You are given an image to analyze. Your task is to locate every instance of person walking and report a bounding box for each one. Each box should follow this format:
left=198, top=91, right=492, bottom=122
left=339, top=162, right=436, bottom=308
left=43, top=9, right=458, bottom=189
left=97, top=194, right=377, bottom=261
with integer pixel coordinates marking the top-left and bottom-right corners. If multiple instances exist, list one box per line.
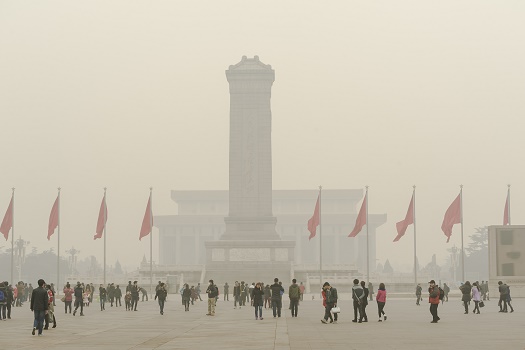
left=506, top=285, right=514, bottom=313
left=376, top=282, right=387, bottom=322
left=0, top=282, right=8, bottom=320
left=240, top=282, right=246, bottom=306
left=182, top=284, right=191, bottom=311
left=44, top=284, right=56, bottom=330
left=471, top=282, right=481, bottom=314
left=320, top=282, right=338, bottom=324
left=223, top=282, right=229, bottom=301
left=72, top=282, right=84, bottom=316
left=264, top=284, right=271, bottom=309
left=63, top=283, right=74, bottom=314
left=460, top=281, right=472, bottom=314
left=368, top=282, right=374, bottom=301
left=115, top=285, right=122, bottom=307
left=131, top=281, right=140, bottom=311
left=498, top=281, right=509, bottom=312
left=351, top=279, right=364, bottom=323
left=196, top=283, right=202, bottom=302
left=415, top=284, right=422, bottom=306
left=253, top=282, right=264, bottom=320
left=428, top=280, right=440, bottom=323
left=359, top=281, right=369, bottom=322
left=30, top=279, right=49, bottom=336
left=155, top=282, right=167, bottom=315
left=99, top=284, right=107, bottom=311
left=289, top=279, right=300, bottom=317
left=443, top=283, right=450, bottom=302
left=270, top=278, right=284, bottom=318
left=233, top=281, right=241, bottom=309
left=299, top=282, right=305, bottom=302
left=205, top=280, right=218, bottom=316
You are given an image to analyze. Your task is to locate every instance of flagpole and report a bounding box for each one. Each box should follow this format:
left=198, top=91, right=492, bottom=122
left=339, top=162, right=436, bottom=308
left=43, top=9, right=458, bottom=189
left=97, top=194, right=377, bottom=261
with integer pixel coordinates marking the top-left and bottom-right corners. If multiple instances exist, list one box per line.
left=149, top=187, right=153, bottom=298
left=318, top=185, right=322, bottom=288
left=365, top=185, right=369, bottom=285
left=507, top=184, right=511, bottom=225
left=11, top=188, right=15, bottom=285
left=460, top=185, right=464, bottom=282
left=57, top=187, right=61, bottom=292
left=103, top=187, right=107, bottom=286
left=413, top=185, right=417, bottom=286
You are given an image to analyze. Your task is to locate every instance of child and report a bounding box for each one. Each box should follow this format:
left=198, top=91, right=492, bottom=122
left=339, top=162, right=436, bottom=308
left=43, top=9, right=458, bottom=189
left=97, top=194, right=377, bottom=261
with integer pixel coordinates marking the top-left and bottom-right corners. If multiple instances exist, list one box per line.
left=83, top=292, right=89, bottom=307
left=125, top=291, right=132, bottom=311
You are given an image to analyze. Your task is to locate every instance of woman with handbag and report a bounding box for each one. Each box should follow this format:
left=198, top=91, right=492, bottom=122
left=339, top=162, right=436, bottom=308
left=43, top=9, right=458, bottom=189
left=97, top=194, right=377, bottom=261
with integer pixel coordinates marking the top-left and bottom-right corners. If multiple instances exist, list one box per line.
left=471, top=282, right=481, bottom=314
left=460, top=281, right=472, bottom=314
left=63, top=283, right=74, bottom=314
left=376, top=283, right=387, bottom=322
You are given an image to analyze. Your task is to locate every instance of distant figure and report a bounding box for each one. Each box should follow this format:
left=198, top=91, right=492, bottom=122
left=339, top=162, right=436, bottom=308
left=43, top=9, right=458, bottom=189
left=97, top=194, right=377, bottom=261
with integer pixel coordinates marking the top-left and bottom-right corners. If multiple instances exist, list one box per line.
left=299, top=282, right=305, bottom=301
left=240, top=282, right=246, bottom=306
left=263, top=284, right=271, bottom=309
left=428, top=280, right=440, bottom=323
left=223, top=282, right=229, bottom=301
left=320, top=282, right=338, bottom=324
left=376, top=282, right=387, bottom=322
left=155, top=282, right=167, bottom=315
left=289, top=279, right=300, bottom=317
left=72, top=282, right=84, bottom=316
left=44, top=283, right=56, bottom=330
left=124, top=292, right=132, bottom=311
left=460, top=281, right=472, bottom=314
left=359, top=281, right=369, bottom=322
left=351, top=279, right=364, bottom=322
left=416, top=284, right=422, bottom=306
left=131, top=281, right=140, bottom=311
left=205, top=280, right=218, bottom=316
left=270, top=278, right=284, bottom=318
left=471, top=282, right=481, bottom=314
left=443, top=283, right=450, bottom=302
left=233, top=281, right=241, bottom=309
left=0, top=282, right=8, bottom=320
left=27, top=283, right=33, bottom=302
left=506, top=285, right=514, bottom=313
left=30, top=279, right=48, bottom=336
left=63, top=283, right=74, bottom=314
left=196, top=283, right=202, bottom=301
left=182, top=284, right=191, bottom=311
left=249, top=282, right=255, bottom=306
left=140, top=287, right=148, bottom=302
left=368, top=282, right=374, bottom=301
left=498, top=281, right=509, bottom=312
left=252, top=282, right=264, bottom=320
left=99, top=284, right=107, bottom=311
left=115, top=285, right=122, bottom=307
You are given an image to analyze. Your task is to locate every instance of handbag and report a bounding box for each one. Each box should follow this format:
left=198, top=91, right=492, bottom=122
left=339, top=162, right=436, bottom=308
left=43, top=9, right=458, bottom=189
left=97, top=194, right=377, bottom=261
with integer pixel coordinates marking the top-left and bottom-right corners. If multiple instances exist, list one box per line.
left=331, top=306, right=341, bottom=313
left=479, top=301, right=485, bottom=308
left=61, top=296, right=66, bottom=302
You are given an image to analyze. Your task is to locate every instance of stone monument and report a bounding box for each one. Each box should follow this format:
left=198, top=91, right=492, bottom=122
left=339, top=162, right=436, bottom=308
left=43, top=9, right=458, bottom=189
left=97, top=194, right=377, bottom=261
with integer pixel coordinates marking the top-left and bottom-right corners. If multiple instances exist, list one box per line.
left=205, top=56, right=295, bottom=283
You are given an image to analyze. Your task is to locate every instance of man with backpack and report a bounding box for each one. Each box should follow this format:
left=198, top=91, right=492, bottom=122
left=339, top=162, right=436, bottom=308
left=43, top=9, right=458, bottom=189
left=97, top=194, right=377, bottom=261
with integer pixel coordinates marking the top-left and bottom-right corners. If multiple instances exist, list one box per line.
left=428, top=280, right=441, bottom=323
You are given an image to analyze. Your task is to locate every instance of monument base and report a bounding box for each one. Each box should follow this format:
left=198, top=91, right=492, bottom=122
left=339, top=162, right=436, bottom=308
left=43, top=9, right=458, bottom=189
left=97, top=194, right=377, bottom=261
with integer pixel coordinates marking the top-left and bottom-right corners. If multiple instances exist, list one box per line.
left=205, top=240, right=295, bottom=284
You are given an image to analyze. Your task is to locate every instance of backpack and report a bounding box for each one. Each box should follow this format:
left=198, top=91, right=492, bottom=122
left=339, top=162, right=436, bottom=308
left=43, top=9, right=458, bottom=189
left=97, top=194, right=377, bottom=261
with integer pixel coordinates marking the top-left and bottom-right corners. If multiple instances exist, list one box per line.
left=0, top=290, right=5, bottom=302
left=438, top=287, right=445, bottom=300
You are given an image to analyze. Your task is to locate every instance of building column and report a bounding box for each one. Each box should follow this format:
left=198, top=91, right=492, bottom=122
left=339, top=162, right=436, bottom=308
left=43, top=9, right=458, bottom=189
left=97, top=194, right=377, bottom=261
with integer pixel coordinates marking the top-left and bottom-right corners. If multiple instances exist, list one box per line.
left=195, top=230, right=200, bottom=264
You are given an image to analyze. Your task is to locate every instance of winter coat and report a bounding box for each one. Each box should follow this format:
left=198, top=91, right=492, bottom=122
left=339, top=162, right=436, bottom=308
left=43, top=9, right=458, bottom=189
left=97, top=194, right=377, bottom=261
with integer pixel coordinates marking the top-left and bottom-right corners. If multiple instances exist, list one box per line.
left=376, top=289, right=387, bottom=303
left=252, top=287, right=264, bottom=306
left=233, top=285, right=241, bottom=297
left=460, top=284, right=472, bottom=302
left=182, top=288, right=192, bottom=302
left=471, top=286, right=481, bottom=302
left=325, top=287, right=338, bottom=304
left=351, top=285, right=364, bottom=301
left=155, top=288, right=167, bottom=301
left=428, top=286, right=440, bottom=305
left=270, top=283, right=284, bottom=301
left=30, top=286, right=49, bottom=311
left=289, top=284, right=300, bottom=299
left=63, top=287, right=74, bottom=302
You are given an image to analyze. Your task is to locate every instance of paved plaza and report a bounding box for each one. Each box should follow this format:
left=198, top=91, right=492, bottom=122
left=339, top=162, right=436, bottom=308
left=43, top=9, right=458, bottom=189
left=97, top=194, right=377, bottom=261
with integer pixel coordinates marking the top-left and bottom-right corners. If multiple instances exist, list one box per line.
left=1, top=295, right=523, bottom=350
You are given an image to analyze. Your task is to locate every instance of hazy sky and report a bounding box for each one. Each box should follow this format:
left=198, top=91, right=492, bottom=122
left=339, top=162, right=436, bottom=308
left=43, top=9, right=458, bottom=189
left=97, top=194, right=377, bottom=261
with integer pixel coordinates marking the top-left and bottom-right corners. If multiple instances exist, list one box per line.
left=1, top=1, right=524, bottom=273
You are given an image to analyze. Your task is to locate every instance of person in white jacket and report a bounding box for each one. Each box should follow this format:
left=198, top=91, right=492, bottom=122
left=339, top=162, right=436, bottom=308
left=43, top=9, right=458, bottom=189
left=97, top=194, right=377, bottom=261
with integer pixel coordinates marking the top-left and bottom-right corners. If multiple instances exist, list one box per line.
left=471, top=282, right=481, bottom=314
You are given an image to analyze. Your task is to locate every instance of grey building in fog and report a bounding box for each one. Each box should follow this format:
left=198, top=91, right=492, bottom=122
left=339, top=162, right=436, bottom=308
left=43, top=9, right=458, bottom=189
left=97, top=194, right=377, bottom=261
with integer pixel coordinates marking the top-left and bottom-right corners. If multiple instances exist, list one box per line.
left=154, top=189, right=386, bottom=273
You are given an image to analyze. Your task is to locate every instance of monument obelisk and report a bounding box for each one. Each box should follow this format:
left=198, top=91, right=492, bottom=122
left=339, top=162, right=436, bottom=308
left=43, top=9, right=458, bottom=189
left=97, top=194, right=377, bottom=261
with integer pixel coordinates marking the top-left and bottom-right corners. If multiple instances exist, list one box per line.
left=205, top=56, right=295, bottom=283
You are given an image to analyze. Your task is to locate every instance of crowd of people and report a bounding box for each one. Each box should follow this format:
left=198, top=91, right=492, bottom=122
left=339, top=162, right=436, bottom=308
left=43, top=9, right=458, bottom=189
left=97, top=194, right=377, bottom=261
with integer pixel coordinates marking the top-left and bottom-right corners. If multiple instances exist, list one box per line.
left=0, top=276, right=519, bottom=336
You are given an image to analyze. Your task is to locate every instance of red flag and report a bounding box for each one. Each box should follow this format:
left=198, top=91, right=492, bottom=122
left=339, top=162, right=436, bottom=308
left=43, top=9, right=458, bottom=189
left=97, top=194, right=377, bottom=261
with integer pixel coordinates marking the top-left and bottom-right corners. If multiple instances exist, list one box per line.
left=48, top=195, right=59, bottom=240
left=0, top=196, right=13, bottom=241
left=394, top=194, right=414, bottom=242
left=503, top=192, right=510, bottom=225
left=94, top=196, right=107, bottom=240
left=441, top=194, right=461, bottom=243
left=349, top=193, right=367, bottom=237
left=139, top=195, right=153, bottom=241
left=307, top=195, right=320, bottom=240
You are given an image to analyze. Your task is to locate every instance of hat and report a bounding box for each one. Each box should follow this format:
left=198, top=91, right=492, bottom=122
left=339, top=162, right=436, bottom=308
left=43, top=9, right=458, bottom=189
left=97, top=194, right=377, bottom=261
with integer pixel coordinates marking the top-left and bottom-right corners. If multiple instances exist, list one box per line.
left=428, top=280, right=436, bottom=284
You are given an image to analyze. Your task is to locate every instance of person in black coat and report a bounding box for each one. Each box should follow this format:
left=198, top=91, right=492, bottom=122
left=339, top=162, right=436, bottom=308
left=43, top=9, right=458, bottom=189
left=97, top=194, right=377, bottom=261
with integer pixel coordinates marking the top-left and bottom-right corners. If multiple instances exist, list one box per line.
left=155, top=283, right=168, bottom=315
left=73, top=282, right=84, bottom=316
left=270, top=278, right=284, bottom=318
left=252, top=282, right=264, bottom=320
left=233, top=281, right=241, bottom=309
left=30, top=279, right=49, bottom=336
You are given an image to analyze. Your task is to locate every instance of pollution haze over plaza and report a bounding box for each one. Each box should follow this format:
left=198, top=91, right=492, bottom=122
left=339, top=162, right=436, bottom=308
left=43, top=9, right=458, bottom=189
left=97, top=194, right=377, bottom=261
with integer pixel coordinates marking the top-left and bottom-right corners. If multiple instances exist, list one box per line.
left=1, top=1, right=525, bottom=279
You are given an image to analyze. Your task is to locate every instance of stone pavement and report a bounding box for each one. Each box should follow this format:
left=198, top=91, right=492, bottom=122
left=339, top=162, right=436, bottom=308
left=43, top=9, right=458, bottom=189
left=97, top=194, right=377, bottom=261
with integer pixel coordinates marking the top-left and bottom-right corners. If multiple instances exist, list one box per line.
left=0, top=296, right=523, bottom=350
